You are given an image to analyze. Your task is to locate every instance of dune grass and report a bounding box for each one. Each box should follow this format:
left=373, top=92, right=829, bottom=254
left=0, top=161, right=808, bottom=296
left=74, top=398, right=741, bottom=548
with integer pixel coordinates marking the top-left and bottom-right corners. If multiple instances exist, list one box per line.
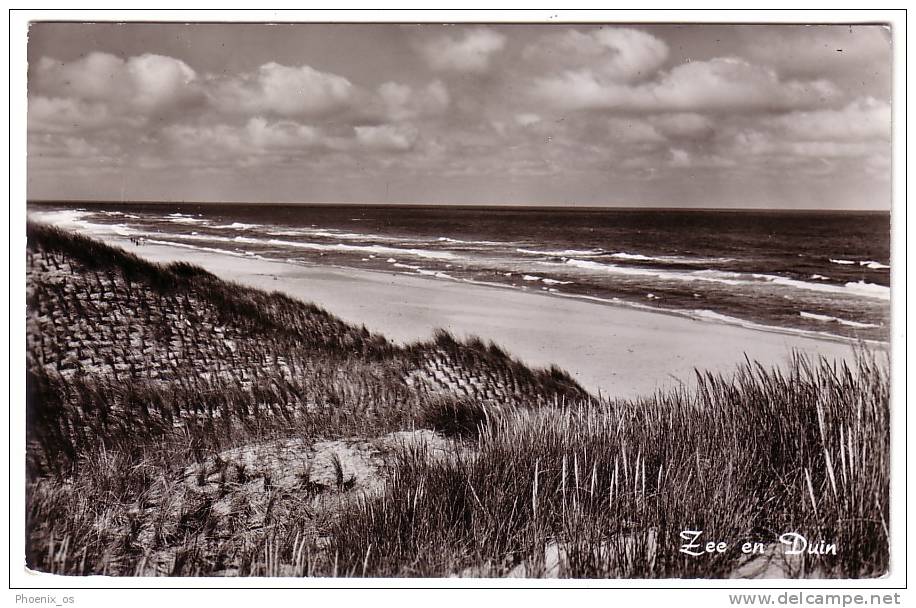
left=329, top=353, right=889, bottom=578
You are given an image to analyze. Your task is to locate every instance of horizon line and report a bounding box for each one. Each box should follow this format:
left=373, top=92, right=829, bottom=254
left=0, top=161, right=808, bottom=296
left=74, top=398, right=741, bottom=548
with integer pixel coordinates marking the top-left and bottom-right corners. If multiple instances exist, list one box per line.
left=25, top=199, right=891, bottom=213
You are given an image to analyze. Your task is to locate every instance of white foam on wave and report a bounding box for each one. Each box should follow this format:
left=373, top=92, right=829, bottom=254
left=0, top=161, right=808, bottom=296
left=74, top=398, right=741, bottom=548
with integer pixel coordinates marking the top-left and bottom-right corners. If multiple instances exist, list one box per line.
left=416, top=268, right=456, bottom=280
left=860, top=260, right=890, bottom=270
left=437, top=236, right=508, bottom=246
left=266, top=237, right=461, bottom=261
left=829, top=258, right=889, bottom=270
left=139, top=231, right=462, bottom=262
left=800, top=311, right=880, bottom=329
left=268, top=229, right=308, bottom=237
left=144, top=239, right=249, bottom=258
left=29, top=209, right=137, bottom=237
left=269, top=226, right=435, bottom=246
left=556, top=257, right=890, bottom=300
left=685, top=308, right=876, bottom=341
left=844, top=280, right=891, bottom=300
left=518, top=247, right=733, bottom=265
left=166, top=214, right=209, bottom=225
left=517, top=247, right=604, bottom=257
left=517, top=275, right=574, bottom=286
left=751, top=274, right=890, bottom=300
left=561, top=258, right=745, bottom=286
left=213, top=222, right=261, bottom=230
left=755, top=275, right=888, bottom=301
left=30, top=209, right=94, bottom=226
left=608, top=251, right=735, bottom=265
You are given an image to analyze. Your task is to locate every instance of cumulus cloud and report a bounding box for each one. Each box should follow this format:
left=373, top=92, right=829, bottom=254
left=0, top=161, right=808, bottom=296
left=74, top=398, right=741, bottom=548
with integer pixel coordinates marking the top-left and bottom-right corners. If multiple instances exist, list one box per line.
left=533, top=57, right=840, bottom=113
left=32, top=52, right=202, bottom=114
left=524, top=28, right=669, bottom=82
left=650, top=113, right=715, bottom=139
left=28, top=96, right=125, bottom=133
left=162, top=123, right=248, bottom=158
left=376, top=80, right=449, bottom=121
left=605, top=118, right=666, bottom=144
left=515, top=113, right=542, bottom=127
left=245, top=117, right=323, bottom=149
left=765, top=98, right=891, bottom=141
left=210, top=62, right=354, bottom=117
left=669, top=148, right=691, bottom=167
left=354, top=124, right=418, bottom=151
left=419, top=28, right=507, bottom=73
left=160, top=118, right=354, bottom=164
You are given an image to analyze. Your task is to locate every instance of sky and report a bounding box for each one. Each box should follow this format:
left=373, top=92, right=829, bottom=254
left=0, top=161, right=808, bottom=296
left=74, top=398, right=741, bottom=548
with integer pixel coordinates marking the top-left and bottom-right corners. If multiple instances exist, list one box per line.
left=26, top=22, right=893, bottom=209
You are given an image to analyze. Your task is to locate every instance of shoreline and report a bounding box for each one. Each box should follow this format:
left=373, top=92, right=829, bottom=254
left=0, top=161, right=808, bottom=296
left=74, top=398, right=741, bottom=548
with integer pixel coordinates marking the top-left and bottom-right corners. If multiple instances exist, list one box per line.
left=85, top=234, right=864, bottom=399
left=117, top=234, right=882, bottom=349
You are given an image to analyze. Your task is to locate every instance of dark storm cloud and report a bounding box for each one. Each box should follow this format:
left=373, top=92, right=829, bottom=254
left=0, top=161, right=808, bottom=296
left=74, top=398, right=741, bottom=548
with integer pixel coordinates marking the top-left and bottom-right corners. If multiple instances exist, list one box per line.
left=26, top=23, right=892, bottom=208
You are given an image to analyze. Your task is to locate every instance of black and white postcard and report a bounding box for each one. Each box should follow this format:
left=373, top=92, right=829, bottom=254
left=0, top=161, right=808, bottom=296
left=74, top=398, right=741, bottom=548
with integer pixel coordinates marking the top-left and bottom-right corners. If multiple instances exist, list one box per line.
left=10, top=8, right=907, bottom=605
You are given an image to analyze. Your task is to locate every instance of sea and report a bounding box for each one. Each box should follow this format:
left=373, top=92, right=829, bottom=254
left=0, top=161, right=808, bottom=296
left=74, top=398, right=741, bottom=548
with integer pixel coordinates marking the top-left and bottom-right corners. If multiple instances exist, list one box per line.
left=27, top=202, right=891, bottom=343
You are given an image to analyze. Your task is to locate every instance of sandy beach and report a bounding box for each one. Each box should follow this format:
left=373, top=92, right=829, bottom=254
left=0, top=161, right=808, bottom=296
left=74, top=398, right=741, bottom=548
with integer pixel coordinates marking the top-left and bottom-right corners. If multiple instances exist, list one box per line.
left=101, top=237, right=861, bottom=399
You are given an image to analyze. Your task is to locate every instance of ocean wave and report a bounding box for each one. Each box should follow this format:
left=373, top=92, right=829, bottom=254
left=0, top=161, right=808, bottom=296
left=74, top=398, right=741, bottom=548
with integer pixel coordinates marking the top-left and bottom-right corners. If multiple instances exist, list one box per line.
left=686, top=309, right=798, bottom=334
left=829, top=257, right=889, bottom=270
left=518, top=274, right=573, bottom=286
left=558, top=258, right=889, bottom=300
left=685, top=308, right=879, bottom=341
left=860, top=260, right=890, bottom=270
left=108, top=224, right=136, bottom=236
left=518, top=247, right=733, bottom=265
left=29, top=209, right=94, bottom=226
left=213, top=222, right=261, bottom=230
left=539, top=291, right=880, bottom=343
left=143, top=239, right=249, bottom=258
left=266, top=238, right=461, bottom=261
left=416, top=268, right=456, bottom=280
left=437, top=236, right=508, bottom=246
left=29, top=210, right=137, bottom=237
left=166, top=213, right=209, bottom=225
left=607, top=251, right=735, bottom=265
left=754, top=275, right=888, bottom=301
left=517, top=247, right=604, bottom=257
left=843, top=280, right=890, bottom=300
left=136, top=231, right=462, bottom=262
left=561, top=258, right=745, bottom=286
left=799, top=311, right=879, bottom=329
left=267, top=227, right=426, bottom=245
left=268, top=229, right=308, bottom=237
left=750, top=273, right=891, bottom=300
